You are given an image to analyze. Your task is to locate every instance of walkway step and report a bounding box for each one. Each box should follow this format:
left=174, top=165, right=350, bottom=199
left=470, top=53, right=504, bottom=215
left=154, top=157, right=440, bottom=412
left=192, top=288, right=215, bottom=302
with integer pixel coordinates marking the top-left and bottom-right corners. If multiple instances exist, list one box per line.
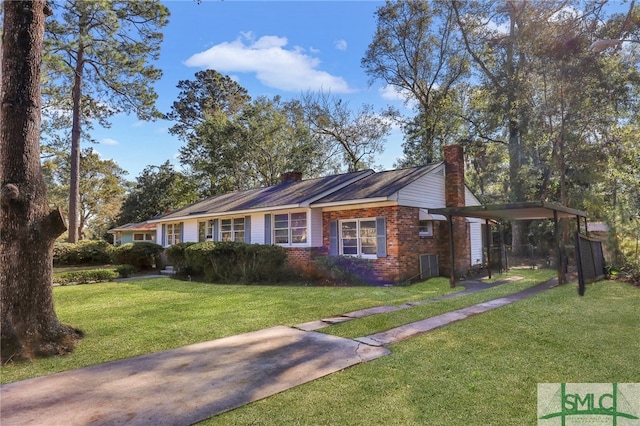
left=355, top=278, right=557, bottom=346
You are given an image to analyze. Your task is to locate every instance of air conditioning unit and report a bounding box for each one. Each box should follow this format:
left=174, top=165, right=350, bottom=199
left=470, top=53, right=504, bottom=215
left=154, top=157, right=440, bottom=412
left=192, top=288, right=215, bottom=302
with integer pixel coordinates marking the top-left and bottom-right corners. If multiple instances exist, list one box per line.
left=420, top=254, right=439, bottom=279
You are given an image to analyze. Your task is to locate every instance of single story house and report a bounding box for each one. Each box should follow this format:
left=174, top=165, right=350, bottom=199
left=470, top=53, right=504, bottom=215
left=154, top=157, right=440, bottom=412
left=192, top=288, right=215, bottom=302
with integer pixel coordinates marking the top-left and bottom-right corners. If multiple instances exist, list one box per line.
left=107, top=221, right=157, bottom=246
left=148, top=145, right=483, bottom=284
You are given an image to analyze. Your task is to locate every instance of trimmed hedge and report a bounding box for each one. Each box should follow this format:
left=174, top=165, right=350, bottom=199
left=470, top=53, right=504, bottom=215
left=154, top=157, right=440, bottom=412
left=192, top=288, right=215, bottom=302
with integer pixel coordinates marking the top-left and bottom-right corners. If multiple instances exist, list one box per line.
left=166, top=242, right=198, bottom=274
left=181, top=241, right=288, bottom=283
left=53, top=240, right=113, bottom=266
left=111, top=242, right=164, bottom=269
left=184, top=242, right=217, bottom=276
left=53, top=269, right=119, bottom=286
left=115, top=264, right=137, bottom=278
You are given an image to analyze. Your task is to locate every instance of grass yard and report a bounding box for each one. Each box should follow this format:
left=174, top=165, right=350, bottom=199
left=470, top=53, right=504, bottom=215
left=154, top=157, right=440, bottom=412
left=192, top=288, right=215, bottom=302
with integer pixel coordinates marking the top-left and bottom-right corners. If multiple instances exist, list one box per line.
left=204, top=278, right=640, bottom=425
left=2, top=271, right=638, bottom=425
left=1, top=275, right=458, bottom=384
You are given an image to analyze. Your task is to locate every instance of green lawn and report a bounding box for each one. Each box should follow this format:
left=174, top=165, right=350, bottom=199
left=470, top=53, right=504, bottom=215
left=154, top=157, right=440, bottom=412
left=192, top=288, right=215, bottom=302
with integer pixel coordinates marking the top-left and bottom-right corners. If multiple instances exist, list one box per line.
left=1, top=275, right=458, bottom=384
left=204, top=278, right=640, bottom=425
left=2, top=272, right=638, bottom=426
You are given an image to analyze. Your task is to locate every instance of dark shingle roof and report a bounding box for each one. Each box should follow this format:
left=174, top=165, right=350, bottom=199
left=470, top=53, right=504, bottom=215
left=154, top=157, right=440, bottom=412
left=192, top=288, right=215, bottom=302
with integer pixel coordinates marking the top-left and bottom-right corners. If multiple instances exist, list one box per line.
left=312, top=163, right=442, bottom=203
left=151, top=163, right=443, bottom=222
left=152, top=169, right=373, bottom=221
left=107, top=222, right=157, bottom=233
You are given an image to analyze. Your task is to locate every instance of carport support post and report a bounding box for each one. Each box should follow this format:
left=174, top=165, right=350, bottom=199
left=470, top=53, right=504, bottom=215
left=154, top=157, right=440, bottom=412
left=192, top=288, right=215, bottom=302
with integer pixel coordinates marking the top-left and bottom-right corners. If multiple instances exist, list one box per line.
left=576, top=215, right=583, bottom=234
left=447, top=214, right=455, bottom=288
left=485, top=219, right=492, bottom=279
left=554, top=210, right=565, bottom=285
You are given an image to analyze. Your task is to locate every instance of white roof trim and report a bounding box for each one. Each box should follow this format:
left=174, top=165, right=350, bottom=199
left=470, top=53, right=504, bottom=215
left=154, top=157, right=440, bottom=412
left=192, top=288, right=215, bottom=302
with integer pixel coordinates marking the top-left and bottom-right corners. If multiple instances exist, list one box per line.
left=311, top=197, right=391, bottom=208
left=147, top=204, right=304, bottom=223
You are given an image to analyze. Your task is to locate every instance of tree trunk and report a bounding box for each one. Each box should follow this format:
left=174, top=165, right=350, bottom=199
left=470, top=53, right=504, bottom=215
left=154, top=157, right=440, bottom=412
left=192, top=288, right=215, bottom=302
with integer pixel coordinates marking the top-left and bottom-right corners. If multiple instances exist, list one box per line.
left=68, top=42, right=84, bottom=243
left=1, top=0, right=83, bottom=363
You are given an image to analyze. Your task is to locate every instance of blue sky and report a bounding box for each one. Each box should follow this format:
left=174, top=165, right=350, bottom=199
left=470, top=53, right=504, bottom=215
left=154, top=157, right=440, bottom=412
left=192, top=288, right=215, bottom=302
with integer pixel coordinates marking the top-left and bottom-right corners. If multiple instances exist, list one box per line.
left=91, top=0, right=409, bottom=180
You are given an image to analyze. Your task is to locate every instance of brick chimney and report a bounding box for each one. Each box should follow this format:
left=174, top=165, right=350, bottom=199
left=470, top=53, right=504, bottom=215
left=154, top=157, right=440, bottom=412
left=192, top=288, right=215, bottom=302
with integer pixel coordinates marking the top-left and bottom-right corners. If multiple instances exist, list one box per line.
left=444, top=144, right=465, bottom=208
left=442, top=144, right=470, bottom=279
left=280, top=171, right=303, bottom=183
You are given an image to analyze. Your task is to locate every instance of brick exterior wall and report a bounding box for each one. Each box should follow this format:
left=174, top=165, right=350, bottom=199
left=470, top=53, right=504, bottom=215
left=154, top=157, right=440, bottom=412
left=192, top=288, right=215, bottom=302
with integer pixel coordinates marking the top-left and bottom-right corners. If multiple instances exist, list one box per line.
left=283, top=144, right=472, bottom=284
left=443, top=144, right=471, bottom=277
left=437, top=219, right=471, bottom=277
left=316, top=206, right=447, bottom=284
left=321, top=206, right=400, bottom=283
left=286, top=247, right=324, bottom=269
left=280, top=206, right=469, bottom=284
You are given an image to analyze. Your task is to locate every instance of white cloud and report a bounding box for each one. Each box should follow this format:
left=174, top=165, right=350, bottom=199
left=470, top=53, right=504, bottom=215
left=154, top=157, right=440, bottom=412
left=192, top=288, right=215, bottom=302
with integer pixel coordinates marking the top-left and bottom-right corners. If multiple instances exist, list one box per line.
left=100, top=138, right=119, bottom=146
left=379, top=85, right=416, bottom=110
left=379, top=85, right=404, bottom=101
left=132, top=120, right=145, bottom=128
left=184, top=33, right=352, bottom=93
left=334, top=39, right=348, bottom=51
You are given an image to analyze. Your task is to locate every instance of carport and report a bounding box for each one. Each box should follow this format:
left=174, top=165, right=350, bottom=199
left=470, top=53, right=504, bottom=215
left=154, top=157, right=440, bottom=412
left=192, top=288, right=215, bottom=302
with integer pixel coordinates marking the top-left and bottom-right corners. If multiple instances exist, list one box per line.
left=430, top=201, right=587, bottom=288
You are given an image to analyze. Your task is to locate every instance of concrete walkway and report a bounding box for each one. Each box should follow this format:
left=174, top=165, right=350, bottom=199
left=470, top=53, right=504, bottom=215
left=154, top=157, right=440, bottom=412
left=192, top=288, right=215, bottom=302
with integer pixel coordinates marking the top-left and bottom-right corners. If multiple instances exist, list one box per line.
left=0, top=277, right=556, bottom=426
left=295, top=275, right=525, bottom=332
left=355, top=278, right=557, bottom=346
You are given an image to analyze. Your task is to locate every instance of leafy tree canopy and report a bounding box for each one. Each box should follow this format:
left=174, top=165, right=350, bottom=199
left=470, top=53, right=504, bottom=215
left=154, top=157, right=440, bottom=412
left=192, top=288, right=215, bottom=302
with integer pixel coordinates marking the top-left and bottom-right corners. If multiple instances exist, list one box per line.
left=117, top=161, right=199, bottom=225
left=43, top=0, right=169, bottom=242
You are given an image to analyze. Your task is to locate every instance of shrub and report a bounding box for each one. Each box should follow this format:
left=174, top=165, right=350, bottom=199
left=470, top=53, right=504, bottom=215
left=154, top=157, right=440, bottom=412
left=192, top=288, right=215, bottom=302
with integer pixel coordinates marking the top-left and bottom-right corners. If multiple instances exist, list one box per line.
left=244, top=244, right=288, bottom=282
left=166, top=242, right=197, bottom=274
left=77, top=240, right=113, bottom=264
left=115, top=264, right=137, bottom=278
left=53, top=242, right=80, bottom=266
left=313, top=255, right=378, bottom=286
left=53, top=240, right=113, bottom=266
left=620, top=262, right=640, bottom=287
left=209, top=242, right=289, bottom=283
left=53, top=269, right=118, bottom=285
left=111, top=242, right=164, bottom=269
left=184, top=242, right=218, bottom=275
left=182, top=241, right=289, bottom=283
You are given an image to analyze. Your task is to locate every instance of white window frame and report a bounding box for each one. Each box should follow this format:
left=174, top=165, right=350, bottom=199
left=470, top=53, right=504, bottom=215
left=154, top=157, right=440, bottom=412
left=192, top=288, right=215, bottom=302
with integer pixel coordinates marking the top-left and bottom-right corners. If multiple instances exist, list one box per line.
left=133, top=233, right=153, bottom=241
left=273, top=212, right=307, bottom=246
left=220, top=217, right=245, bottom=242
left=419, top=220, right=434, bottom=237
left=166, top=223, right=181, bottom=246
left=197, top=220, right=215, bottom=242
left=205, top=220, right=214, bottom=241
left=339, top=218, right=377, bottom=258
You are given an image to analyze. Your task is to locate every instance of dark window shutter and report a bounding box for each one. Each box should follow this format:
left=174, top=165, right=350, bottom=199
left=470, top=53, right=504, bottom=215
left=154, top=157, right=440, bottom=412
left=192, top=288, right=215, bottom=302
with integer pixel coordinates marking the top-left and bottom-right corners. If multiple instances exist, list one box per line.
left=212, top=219, right=219, bottom=242
left=376, top=217, right=386, bottom=258
left=245, top=216, right=251, bottom=243
left=264, top=214, right=272, bottom=245
left=179, top=222, right=184, bottom=243
left=162, top=224, right=166, bottom=246
left=329, top=220, right=338, bottom=256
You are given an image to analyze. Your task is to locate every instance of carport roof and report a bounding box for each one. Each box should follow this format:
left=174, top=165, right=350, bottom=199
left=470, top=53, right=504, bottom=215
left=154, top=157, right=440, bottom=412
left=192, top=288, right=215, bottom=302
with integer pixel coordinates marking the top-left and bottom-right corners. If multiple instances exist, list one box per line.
left=429, top=201, right=586, bottom=221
